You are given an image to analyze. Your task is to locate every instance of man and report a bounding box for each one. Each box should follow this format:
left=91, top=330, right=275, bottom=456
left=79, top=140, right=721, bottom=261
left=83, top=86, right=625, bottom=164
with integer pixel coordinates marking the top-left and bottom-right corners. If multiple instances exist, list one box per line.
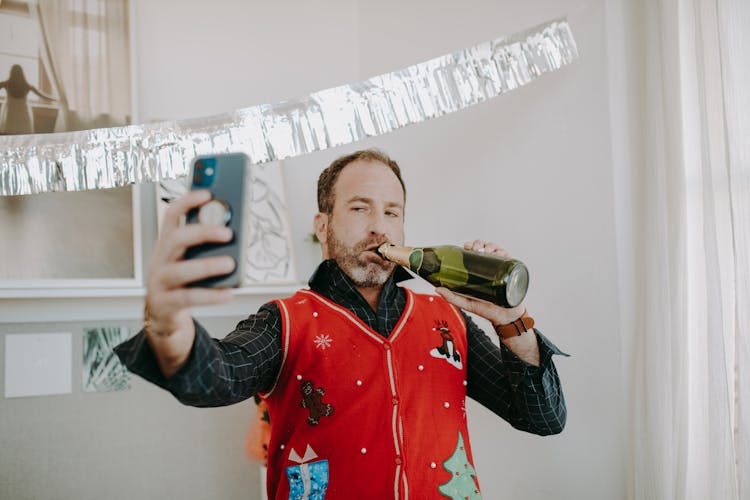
left=116, top=149, right=567, bottom=499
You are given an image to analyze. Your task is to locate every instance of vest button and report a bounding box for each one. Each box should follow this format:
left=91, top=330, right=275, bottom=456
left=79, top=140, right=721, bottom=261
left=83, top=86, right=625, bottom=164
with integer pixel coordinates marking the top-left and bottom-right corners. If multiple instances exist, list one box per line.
left=392, top=397, right=399, bottom=405
left=395, top=456, right=402, bottom=465
left=360, top=448, right=367, bottom=454
left=383, top=342, right=391, bottom=350
left=430, top=462, right=437, bottom=469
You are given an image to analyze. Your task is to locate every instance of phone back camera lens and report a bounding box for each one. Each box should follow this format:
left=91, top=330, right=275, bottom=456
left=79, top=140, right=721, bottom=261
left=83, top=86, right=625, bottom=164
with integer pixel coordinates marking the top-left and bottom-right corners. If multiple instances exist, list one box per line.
left=193, top=158, right=216, bottom=187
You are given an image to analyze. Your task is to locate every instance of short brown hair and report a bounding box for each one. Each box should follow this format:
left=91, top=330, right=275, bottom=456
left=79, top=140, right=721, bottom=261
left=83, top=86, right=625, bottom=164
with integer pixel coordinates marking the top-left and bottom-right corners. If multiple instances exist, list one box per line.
left=317, top=149, right=406, bottom=213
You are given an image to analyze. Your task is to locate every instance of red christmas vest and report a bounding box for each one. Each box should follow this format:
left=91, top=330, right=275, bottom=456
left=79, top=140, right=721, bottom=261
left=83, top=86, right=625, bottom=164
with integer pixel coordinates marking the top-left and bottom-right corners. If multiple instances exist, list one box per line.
left=260, top=288, right=481, bottom=499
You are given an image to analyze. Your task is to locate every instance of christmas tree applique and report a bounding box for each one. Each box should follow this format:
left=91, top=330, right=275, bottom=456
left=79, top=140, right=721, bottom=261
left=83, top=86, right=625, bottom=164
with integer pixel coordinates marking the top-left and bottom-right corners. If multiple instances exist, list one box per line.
left=438, top=431, right=481, bottom=499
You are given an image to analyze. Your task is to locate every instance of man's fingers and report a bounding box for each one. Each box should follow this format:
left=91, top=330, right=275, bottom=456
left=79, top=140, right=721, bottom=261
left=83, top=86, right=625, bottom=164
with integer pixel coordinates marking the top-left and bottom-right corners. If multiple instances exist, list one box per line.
left=484, top=242, right=511, bottom=257
left=163, top=224, right=233, bottom=262
left=462, top=240, right=511, bottom=257
left=144, top=191, right=235, bottom=331
left=161, top=190, right=212, bottom=231
left=159, top=256, right=236, bottom=289
left=464, top=240, right=483, bottom=251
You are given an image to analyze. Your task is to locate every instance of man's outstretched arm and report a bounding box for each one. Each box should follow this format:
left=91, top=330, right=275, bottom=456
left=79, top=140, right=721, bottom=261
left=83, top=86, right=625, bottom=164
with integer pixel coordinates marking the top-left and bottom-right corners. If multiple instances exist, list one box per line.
left=115, top=303, right=283, bottom=407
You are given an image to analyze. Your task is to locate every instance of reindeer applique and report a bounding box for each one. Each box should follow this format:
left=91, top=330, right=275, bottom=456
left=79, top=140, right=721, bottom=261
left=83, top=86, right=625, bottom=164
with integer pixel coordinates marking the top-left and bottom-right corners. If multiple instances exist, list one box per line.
left=429, top=319, right=463, bottom=369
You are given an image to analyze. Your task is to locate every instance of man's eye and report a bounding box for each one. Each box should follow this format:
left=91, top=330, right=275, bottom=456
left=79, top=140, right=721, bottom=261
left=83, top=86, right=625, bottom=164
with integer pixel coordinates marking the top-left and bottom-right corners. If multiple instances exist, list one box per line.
left=352, top=206, right=367, bottom=212
left=386, top=211, right=400, bottom=218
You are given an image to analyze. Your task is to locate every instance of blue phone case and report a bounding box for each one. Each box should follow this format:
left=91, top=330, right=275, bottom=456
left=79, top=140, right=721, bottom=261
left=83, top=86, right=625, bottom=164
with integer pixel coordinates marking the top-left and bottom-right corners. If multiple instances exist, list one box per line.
left=184, top=153, right=247, bottom=288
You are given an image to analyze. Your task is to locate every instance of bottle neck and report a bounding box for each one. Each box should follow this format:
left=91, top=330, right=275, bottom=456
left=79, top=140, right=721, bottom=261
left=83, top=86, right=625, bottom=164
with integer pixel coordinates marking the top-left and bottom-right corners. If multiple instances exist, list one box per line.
left=377, top=243, right=415, bottom=268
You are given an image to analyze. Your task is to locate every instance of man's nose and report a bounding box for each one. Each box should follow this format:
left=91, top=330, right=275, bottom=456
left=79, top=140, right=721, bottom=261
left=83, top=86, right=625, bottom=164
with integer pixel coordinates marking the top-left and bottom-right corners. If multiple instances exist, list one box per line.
left=367, top=211, right=388, bottom=237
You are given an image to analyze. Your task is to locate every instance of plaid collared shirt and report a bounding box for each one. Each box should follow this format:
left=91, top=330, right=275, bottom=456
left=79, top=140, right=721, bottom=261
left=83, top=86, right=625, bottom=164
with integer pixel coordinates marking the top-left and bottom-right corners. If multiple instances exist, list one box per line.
left=116, top=259, right=568, bottom=435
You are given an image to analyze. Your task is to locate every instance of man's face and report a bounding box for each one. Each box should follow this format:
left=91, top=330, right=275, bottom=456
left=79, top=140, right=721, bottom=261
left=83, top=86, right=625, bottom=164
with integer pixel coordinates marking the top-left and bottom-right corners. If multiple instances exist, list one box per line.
left=315, top=160, right=405, bottom=288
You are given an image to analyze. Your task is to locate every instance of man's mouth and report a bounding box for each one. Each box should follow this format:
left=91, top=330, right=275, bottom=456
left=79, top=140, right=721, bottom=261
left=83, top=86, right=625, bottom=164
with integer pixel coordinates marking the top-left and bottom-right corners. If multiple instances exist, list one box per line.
left=361, top=243, right=389, bottom=261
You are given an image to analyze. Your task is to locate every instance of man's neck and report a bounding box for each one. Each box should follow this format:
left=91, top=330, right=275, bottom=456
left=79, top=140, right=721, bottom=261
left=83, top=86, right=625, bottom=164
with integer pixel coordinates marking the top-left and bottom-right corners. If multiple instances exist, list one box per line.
left=356, top=285, right=383, bottom=313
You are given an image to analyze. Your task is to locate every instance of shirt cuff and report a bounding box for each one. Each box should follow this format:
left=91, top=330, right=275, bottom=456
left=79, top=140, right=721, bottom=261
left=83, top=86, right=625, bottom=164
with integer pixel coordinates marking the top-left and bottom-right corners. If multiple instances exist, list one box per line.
left=498, top=328, right=569, bottom=388
left=114, top=319, right=215, bottom=394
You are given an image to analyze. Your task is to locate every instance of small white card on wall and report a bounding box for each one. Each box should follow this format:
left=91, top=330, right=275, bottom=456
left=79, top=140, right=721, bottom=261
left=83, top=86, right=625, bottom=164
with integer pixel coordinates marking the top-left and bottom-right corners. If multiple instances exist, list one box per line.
left=4, top=333, right=72, bottom=398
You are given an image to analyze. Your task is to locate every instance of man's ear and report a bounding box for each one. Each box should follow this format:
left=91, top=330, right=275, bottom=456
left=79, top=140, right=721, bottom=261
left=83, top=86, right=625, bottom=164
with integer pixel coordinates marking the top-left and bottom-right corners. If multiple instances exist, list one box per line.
left=313, top=212, right=328, bottom=247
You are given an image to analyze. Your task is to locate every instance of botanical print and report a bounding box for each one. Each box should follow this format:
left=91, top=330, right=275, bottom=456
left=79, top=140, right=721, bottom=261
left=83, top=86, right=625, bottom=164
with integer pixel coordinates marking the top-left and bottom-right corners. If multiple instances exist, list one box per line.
left=82, top=326, right=130, bottom=393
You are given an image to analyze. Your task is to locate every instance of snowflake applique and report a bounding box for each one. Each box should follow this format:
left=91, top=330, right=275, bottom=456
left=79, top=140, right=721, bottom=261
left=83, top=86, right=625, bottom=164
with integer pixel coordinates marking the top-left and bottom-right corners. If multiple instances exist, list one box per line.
left=314, top=334, right=333, bottom=350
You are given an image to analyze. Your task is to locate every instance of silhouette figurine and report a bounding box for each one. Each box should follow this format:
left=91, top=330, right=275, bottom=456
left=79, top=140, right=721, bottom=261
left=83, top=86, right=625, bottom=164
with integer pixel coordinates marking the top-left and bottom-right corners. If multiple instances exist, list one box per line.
left=0, top=64, right=56, bottom=134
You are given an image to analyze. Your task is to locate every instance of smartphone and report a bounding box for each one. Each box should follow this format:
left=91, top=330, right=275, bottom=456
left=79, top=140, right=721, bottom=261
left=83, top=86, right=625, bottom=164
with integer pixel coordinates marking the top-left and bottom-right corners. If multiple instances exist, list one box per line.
left=184, top=153, right=248, bottom=288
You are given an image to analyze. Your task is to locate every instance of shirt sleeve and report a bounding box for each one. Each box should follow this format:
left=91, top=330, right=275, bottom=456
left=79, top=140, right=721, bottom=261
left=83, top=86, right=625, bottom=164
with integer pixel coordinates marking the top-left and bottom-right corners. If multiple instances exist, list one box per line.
left=463, top=311, right=569, bottom=435
left=114, top=301, right=283, bottom=407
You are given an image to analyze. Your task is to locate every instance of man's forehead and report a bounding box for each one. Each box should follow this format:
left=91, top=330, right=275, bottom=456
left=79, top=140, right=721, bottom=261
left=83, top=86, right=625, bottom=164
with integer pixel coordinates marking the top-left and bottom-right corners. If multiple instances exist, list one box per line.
left=340, top=158, right=392, bottom=176
left=335, top=160, right=404, bottom=202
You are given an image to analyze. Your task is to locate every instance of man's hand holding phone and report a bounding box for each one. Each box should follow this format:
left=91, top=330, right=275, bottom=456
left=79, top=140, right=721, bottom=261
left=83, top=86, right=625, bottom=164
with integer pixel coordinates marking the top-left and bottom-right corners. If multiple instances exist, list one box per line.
left=143, top=153, right=247, bottom=377
left=143, top=189, right=236, bottom=377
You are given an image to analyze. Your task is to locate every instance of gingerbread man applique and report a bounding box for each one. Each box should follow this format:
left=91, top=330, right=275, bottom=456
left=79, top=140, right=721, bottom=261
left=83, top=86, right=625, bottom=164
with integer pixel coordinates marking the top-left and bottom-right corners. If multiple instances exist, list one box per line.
left=300, top=380, right=335, bottom=426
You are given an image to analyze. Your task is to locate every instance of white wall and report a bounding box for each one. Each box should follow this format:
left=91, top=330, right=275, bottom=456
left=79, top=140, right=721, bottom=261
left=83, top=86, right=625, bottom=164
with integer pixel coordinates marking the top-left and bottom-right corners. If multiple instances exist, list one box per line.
left=1, top=1, right=629, bottom=499
left=346, top=3, right=625, bottom=499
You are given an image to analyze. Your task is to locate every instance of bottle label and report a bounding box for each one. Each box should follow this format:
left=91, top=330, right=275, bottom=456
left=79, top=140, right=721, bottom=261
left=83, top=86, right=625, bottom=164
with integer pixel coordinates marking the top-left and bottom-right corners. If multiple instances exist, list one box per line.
left=408, top=248, right=424, bottom=272
left=433, top=246, right=469, bottom=288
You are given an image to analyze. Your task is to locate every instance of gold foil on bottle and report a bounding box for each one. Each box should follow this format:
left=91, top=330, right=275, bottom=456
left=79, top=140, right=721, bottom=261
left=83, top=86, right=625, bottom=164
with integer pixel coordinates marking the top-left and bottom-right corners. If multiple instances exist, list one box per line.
left=378, top=243, right=415, bottom=267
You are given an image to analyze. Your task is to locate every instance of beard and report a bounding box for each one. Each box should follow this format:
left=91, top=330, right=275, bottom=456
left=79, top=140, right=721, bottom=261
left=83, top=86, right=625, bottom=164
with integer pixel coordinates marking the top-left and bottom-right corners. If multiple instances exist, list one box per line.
left=326, top=226, right=395, bottom=288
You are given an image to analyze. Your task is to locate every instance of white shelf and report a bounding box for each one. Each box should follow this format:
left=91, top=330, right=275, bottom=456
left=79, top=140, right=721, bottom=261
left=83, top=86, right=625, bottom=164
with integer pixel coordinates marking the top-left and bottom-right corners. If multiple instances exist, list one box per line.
left=0, top=287, right=148, bottom=299
left=0, top=284, right=306, bottom=324
left=0, top=284, right=304, bottom=299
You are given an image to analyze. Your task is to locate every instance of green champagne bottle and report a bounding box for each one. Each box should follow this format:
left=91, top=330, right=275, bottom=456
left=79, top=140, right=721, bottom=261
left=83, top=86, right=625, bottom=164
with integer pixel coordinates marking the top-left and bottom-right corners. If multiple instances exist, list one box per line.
left=377, top=243, right=529, bottom=308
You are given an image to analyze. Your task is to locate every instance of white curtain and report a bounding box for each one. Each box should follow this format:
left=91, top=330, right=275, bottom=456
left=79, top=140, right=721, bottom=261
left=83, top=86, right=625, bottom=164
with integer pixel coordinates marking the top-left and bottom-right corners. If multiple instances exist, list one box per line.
left=30, top=0, right=131, bottom=132
left=632, top=0, right=750, bottom=498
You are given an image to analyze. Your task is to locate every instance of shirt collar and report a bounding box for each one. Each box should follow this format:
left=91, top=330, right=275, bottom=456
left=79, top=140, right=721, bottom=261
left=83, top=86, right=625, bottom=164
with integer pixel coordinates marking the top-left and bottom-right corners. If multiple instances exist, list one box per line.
left=308, top=259, right=413, bottom=308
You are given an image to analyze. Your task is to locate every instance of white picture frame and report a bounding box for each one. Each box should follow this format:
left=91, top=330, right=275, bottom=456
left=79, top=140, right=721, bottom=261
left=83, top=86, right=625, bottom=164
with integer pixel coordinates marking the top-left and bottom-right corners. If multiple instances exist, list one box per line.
left=0, top=184, right=143, bottom=293
left=0, top=4, right=143, bottom=295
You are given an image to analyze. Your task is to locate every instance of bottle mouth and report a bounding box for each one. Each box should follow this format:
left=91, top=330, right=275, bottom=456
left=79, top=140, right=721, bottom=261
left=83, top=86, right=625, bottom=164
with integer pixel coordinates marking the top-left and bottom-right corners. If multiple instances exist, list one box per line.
left=376, top=243, right=394, bottom=259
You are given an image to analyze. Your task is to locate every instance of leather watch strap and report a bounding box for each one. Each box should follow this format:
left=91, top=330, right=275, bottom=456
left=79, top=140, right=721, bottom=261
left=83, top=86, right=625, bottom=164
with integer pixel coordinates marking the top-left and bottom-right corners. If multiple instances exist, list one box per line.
left=494, top=312, right=535, bottom=340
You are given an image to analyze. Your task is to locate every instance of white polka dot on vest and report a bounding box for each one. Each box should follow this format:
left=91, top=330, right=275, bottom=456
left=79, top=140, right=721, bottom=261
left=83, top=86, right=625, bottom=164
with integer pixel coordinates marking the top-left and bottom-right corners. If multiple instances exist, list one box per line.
left=430, top=462, right=437, bottom=469
left=443, top=402, right=450, bottom=408
left=418, top=365, right=424, bottom=371
left=356, top=380, right=363, bottom=386
left=312, top=311, right=318, bottom=317
left=361, top=448, right=367, bottom=454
